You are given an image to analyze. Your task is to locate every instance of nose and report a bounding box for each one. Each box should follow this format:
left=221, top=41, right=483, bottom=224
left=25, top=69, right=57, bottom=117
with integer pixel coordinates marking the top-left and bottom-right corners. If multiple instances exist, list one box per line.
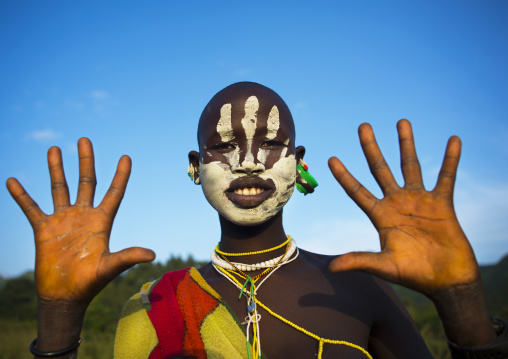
left=232, top=157, right=265, bottom=175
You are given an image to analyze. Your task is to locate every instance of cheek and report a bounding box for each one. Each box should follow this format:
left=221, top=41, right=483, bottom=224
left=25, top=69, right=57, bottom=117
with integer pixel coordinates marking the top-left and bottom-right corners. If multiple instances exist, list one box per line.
left=200, top=162, right=230, bottom=194
left=258, top=147, right=288, bottom=168
left=261, top=155, right=296, bottom=197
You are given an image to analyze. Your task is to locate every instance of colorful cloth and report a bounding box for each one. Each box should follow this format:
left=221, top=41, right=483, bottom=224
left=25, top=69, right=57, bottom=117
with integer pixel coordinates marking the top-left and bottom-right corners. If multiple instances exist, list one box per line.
left=114, top=267, right=254, bottom=359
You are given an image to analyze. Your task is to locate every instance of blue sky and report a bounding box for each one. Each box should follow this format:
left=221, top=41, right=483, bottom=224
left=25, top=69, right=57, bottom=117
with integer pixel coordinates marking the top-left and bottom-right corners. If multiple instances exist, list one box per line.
left=1, top=1, right=507, bottom=277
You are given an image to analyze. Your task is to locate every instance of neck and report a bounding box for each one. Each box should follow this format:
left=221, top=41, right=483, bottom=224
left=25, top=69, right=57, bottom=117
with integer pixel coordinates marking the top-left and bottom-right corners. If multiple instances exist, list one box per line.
left=217, top=210, right=288, bottom=262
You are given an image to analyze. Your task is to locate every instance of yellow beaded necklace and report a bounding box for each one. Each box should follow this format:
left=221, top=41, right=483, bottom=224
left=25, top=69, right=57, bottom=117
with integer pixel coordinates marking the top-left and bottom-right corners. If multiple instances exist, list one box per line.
left=215, top=235, right=291, bottom=257
left=213, top=236, right=373, bottom=359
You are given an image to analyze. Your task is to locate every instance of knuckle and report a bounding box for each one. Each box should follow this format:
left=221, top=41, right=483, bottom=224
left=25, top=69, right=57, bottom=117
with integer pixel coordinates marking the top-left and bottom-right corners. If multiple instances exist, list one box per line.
left=107, top=186, right=124, bottom=198
left=401, top=156, right=420, bottom=167
left=79, top=176, right=97, bottom=186
left=349, top=182, right=363, bottom=195
left=439, top=170, right=456, bottom=180
left=51, top=181, right=68, bottom=190
left=370, top=159, right=388, bottom=172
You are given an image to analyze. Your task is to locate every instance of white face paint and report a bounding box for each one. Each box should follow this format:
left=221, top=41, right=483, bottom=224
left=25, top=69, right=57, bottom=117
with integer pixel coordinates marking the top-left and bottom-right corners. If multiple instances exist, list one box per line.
left=199, top=96, right=296, bottom=226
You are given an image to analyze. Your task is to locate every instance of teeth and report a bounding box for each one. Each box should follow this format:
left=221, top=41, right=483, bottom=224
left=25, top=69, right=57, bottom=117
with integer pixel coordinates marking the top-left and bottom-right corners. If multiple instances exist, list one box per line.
left=234, top=187, right=265, bottom=195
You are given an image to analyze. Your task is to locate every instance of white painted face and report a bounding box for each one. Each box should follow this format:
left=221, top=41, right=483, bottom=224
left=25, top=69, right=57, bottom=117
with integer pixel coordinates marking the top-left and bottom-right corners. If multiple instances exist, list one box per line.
left=199, top=95, right=296, bottom=226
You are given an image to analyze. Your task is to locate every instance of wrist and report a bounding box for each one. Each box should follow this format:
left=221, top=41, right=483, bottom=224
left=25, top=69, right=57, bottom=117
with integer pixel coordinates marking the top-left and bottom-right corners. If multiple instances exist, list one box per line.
left=431, top=279, right=496, bottom=346
left=36, top=298, right=88, bottom=356
left=447, top=317, right=508, bottom=359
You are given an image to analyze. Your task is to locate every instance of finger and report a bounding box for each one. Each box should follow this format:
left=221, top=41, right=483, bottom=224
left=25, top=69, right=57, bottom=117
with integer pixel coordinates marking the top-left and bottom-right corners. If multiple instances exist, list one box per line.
left=328, top=156, right=378, bottom=215
left=359, top=123, right=399, bottom=196
left=434, top=136, right=461, bottom=199
left=329, top=251, right=400, bottom=283
left=47, top=146, right=70, bottom=211
left=76, top=138, right=97, bottom=206
left=98, top=155, right=132, bottom=217
left=6, top=177, right=46, bottom=226
left=397, top=119, right=424, bottom=190
left=103, top=247, right=156, bottom=280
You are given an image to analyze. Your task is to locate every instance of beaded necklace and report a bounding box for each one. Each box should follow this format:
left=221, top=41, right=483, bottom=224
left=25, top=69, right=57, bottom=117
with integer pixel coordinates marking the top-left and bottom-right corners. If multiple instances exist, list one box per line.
left=212, top=236, right=373, bottom=359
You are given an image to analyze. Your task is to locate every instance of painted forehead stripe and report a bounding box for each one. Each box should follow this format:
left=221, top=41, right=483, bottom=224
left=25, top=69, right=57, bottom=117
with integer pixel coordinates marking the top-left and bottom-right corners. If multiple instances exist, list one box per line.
left=217, top=103, right=233, bottom=142
left=216, top=97, right=280, bottom=141
left=241, top=96, right=259, bottom=139
left=266, top=106, right=279, bottom=140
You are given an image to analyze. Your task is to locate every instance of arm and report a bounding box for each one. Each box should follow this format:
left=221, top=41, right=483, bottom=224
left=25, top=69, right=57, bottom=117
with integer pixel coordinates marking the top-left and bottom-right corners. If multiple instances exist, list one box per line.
left=327, top=120, right=497, bottom=349
left=6, top=138, right=155, bottom=358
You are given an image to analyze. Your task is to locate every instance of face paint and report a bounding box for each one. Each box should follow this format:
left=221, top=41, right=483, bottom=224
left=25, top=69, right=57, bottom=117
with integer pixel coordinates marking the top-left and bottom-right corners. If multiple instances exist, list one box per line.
left=199, top=95, right=296, bottom=226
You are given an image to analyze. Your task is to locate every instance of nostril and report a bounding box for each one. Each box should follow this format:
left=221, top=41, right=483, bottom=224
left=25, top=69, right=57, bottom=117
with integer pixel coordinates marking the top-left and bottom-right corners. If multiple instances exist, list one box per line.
left=233, top=161, right=265, bottom=174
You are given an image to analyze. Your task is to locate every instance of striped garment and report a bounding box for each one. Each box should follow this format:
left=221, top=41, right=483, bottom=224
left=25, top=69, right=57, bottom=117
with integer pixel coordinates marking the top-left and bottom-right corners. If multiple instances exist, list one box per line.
left=114, top=267, right=265, bottom=359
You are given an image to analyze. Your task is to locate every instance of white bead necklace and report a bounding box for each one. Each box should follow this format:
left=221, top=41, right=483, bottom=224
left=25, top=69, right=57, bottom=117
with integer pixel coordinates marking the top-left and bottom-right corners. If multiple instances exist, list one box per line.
left=211, top=238, right=297, bottom=272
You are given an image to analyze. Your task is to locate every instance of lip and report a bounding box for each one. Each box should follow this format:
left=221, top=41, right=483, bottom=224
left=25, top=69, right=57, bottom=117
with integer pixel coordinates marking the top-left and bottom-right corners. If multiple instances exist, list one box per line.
left=226, top=177, right=275, bottom=208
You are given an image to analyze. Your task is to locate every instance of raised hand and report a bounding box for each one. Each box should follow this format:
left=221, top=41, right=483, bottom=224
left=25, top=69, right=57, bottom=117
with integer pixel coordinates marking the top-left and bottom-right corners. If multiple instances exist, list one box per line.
left=328, top=120, right=479, bottom=296
left=6, top=138, right=155, bottom=304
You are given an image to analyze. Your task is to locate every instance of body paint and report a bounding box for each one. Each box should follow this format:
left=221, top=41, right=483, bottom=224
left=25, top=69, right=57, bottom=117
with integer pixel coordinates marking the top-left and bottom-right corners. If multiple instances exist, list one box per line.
left=200, top=155, right=295, bottom=225
left=200, top=95, right=296, bottom=226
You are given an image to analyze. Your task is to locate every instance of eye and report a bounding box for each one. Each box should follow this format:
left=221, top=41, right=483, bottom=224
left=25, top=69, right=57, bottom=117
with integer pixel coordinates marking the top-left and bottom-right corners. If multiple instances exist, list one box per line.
left=212, top=142, right=236, bottom=151
left=261, top=140, right=285, bottom=148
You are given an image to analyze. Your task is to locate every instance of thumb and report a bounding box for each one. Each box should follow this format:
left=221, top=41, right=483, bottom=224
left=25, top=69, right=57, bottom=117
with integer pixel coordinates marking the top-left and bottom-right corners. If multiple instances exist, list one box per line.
left=329, top=251, right=399, bottom=282
left=104, top=247, right=156, bottom=280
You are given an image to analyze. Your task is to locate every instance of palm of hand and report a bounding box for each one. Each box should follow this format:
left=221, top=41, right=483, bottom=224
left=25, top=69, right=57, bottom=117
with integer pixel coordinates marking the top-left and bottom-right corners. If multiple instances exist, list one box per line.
left=329, top=120, right=479, bottom=296
left=7, top=138, right=155, bottom=304
left=34, top=206, right=115, bottom=302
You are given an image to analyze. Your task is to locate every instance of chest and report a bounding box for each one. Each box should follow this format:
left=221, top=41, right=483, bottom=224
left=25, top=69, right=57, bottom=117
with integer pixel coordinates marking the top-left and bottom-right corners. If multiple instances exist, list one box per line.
left=206, top=270, right=376, bottom=359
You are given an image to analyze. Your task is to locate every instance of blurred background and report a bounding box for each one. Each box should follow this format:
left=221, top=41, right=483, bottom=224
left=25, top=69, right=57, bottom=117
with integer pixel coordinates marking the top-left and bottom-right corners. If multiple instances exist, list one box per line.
left=1, top=1, right=507, bottom=358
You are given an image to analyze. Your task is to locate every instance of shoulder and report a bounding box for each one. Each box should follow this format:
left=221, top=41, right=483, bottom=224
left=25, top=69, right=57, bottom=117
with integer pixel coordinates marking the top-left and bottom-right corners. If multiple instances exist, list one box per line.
left=114, top=282, right=159, bottom=359
left=113, top=268, right=196, bottom=359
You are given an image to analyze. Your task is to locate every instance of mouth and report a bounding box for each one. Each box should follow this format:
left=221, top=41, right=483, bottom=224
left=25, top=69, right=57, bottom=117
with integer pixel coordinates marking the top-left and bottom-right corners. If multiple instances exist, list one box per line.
left=226, top=178, right=275, bottom=208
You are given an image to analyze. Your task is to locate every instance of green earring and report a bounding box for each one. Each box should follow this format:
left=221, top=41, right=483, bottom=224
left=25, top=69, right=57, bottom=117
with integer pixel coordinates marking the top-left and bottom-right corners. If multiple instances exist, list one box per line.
left=296, top=159, right=318, bottom=195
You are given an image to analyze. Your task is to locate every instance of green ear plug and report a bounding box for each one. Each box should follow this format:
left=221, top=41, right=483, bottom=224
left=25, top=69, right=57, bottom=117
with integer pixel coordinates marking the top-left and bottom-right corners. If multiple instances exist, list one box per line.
left=296, top=164, right=318, bottom=195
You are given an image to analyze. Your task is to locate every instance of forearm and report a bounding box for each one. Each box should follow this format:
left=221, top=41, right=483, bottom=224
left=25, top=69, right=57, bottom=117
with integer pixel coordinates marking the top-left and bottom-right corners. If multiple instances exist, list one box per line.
left=431, top=278, right=496, bottom=347
left=34, top=298, right=88, bottom=359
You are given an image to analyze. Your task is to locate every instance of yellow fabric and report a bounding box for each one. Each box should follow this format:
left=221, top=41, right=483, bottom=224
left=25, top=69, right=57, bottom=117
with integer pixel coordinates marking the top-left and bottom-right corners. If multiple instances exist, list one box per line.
left=190, top=267, right=249, bottom=358
left=201, top=303, right=249, bottom=359
left=114, top=283, right=159, bottom=359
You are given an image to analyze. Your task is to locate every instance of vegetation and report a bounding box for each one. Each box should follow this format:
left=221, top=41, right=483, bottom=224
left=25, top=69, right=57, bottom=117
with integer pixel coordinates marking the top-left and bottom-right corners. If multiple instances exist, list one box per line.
left=1, top=255, right=506, bottom=359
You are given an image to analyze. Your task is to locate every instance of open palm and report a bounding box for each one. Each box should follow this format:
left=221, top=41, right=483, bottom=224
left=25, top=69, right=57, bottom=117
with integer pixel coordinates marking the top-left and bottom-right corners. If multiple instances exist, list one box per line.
left=6, top=138, right=155, bottom=303
left=328, top=120, right=479, bottom=296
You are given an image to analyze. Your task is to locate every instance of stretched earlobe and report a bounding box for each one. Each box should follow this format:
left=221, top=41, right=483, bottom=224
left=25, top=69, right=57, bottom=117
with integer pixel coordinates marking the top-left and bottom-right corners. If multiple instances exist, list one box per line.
left=188, top=151, right=201, bottom=185
left=187, top=163, right=200, bottom=184
left=295, top=146, right=318, bottom=195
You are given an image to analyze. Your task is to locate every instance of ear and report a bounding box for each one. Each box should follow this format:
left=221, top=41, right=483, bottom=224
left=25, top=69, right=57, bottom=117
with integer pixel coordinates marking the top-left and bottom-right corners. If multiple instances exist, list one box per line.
left=188, top=150, right=201, bottom=185
left=295, top=145, right=315, bottom=194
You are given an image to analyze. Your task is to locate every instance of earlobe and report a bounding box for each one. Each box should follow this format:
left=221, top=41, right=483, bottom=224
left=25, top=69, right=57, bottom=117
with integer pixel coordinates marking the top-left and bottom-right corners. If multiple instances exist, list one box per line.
left=295, top=146, right=306, bottom=163
left=188, top=151, right=201, bottom=185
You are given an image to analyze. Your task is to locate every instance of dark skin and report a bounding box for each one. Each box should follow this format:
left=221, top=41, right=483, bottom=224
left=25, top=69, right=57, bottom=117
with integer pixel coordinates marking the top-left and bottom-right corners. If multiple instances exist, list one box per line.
left=6, top=82, right=496, bottom=358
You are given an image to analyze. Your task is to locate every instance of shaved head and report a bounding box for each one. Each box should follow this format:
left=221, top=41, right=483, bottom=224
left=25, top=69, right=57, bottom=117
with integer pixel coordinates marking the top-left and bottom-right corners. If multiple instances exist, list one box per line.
left=198, top=82, right=295, bottom=150
left=191, top=82, right=301, bottom=226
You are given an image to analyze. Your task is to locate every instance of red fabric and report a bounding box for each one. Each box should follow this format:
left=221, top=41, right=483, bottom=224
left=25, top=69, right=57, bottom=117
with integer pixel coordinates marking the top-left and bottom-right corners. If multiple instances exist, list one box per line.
left=147, top=269, right=188, bottom=358
left=177, top=271, right=219, bottom=358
